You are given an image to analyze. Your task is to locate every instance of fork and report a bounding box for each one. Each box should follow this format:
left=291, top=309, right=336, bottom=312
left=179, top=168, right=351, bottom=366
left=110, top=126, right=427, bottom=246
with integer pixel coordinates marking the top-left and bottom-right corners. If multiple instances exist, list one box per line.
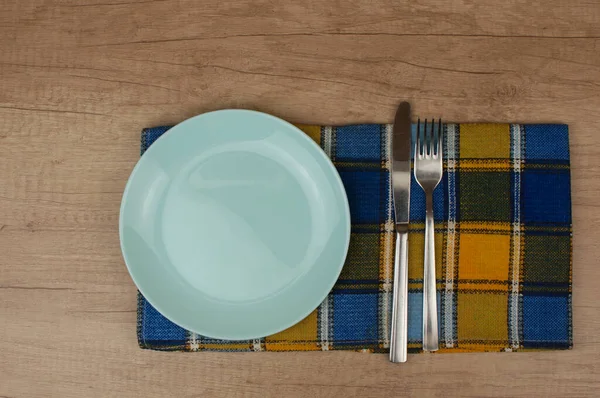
left=414, top=119, right=443, bottom=352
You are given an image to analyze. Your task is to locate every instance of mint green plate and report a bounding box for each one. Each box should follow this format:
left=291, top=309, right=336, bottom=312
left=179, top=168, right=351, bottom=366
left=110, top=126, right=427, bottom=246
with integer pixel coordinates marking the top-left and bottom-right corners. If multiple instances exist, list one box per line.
left=120, top=110, right=350, bottom=340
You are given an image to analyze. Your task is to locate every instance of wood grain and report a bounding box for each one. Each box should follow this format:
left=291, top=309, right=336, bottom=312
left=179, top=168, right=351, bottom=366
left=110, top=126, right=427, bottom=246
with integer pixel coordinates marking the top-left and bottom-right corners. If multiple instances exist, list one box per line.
left=1, top=0, right=600, bottom=396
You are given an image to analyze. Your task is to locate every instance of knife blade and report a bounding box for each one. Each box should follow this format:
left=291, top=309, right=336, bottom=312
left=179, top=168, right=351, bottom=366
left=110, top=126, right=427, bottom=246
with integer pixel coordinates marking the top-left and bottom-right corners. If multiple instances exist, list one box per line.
left=389, top=101, right=411, bottom=363
left=392, top=102, right=412, bottom=226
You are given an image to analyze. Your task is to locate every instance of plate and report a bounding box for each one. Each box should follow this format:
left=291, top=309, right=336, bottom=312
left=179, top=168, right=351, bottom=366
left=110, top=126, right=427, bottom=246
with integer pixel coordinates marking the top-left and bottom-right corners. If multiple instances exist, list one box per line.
left=120, top=110, right=351, bottom=340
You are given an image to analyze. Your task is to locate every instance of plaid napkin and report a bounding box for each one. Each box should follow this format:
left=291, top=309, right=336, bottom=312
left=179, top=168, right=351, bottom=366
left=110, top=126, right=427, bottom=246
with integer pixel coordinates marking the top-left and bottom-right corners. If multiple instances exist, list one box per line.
left=137, top=123, right=572, bottom=353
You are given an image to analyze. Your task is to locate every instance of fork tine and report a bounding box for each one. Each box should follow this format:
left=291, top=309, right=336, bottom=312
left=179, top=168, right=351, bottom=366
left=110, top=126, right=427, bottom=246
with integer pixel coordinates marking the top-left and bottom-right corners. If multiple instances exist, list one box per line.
left=429, top=119, right=435, bottom=157
left=415, top=119, right=423, bottom=158
left=424, top=119, right=429, bottom=157
left=437, top=119, right=442, bottom=157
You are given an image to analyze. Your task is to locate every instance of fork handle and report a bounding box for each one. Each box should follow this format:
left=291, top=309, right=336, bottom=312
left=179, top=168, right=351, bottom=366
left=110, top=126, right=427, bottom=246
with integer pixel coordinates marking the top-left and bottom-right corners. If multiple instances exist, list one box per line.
left=390, top=227, right=409, bottom=363
left=423, top=193, right=439, bottom=351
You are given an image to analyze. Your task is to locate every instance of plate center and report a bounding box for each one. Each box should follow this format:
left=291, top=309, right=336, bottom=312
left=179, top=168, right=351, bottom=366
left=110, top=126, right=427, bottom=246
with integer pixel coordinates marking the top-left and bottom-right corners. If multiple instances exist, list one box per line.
left=161, top=147, right=314, bottom=303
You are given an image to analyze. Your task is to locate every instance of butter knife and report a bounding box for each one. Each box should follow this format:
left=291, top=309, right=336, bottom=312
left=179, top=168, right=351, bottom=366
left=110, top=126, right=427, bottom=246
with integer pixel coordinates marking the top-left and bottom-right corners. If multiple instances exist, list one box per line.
left=389, top=102, right=412, bottom=363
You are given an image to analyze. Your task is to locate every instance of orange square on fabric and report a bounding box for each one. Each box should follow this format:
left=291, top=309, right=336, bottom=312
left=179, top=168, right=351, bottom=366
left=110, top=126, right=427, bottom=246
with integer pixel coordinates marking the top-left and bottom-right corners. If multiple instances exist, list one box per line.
left=408, top=228, right=443, bottom=286
left=294, top=124, right=321, bottom=145
left=460, top=124, right=511, bottom=159
left=265, top=309, right=319, bottom=351
left=201, top=342, right=252, bottom=351
left=458, top=233, right=510, bottom=282
left=458, top=293, right=508, bottom=342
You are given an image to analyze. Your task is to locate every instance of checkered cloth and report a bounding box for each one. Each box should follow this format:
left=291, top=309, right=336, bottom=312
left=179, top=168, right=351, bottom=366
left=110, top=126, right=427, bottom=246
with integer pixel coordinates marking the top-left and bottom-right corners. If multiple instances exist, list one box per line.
left=137, top=123, right=572, bottom=352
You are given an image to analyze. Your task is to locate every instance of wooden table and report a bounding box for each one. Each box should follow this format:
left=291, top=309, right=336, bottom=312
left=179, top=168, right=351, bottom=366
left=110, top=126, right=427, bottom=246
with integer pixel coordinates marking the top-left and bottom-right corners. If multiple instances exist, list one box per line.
left=1, top=1, right=599, bottom=396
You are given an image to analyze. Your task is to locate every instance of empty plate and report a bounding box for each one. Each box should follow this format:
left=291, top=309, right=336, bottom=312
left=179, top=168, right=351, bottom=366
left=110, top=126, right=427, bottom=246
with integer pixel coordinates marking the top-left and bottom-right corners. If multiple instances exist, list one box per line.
left=120, top=110, right=350, bottom=340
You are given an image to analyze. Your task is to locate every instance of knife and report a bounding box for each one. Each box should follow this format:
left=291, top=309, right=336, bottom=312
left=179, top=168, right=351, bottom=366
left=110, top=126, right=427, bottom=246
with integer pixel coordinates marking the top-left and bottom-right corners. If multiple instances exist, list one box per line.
left=389, top=102, right=411, bottom=363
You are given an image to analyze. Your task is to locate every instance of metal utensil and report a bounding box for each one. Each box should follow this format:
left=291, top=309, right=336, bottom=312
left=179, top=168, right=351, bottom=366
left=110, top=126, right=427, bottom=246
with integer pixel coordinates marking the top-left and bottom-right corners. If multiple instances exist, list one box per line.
left=414, top=119, right=443, bottom=352
left=389, top=102, right=412, bottom=363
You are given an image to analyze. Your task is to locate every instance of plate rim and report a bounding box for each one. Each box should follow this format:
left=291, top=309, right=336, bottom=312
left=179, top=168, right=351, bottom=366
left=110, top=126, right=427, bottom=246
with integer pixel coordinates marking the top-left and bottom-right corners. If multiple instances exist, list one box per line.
left=120, top=109, right=351, bottom=340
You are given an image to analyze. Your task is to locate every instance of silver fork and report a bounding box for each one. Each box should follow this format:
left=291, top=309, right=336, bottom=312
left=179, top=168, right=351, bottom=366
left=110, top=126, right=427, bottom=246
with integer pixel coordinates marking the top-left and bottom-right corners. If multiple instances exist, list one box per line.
left=414, top=119, right=443, bottom=352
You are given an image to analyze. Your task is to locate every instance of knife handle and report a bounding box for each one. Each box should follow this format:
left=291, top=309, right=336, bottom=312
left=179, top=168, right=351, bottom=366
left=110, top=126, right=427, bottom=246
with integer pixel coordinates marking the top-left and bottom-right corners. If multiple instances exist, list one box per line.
left=390, top=227, right=409, bottom=363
